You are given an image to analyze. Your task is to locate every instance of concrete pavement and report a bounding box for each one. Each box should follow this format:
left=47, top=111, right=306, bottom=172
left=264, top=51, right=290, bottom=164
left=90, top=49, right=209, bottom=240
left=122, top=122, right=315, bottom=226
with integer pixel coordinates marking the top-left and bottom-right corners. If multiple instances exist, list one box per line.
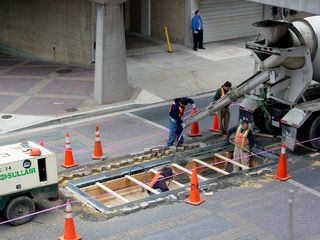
left=0, top=36, right=254, bottom=132
left=1, top=166, right=320, bottom=240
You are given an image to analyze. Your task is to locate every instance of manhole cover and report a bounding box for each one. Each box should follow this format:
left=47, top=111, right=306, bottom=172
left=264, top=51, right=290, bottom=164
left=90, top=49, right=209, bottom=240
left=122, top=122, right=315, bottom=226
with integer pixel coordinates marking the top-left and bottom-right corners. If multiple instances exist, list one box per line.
left=65, top=108, right=78, bottom=112
left=1, top=115, right=12, bottom=119
left=56, top=68, right=72, bottom=74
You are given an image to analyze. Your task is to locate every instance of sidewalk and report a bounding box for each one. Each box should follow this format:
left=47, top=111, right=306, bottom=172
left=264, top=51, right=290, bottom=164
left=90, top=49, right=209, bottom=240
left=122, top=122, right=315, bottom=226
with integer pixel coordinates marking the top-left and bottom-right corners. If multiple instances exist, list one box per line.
left=0, top=36, right=255, bottom=132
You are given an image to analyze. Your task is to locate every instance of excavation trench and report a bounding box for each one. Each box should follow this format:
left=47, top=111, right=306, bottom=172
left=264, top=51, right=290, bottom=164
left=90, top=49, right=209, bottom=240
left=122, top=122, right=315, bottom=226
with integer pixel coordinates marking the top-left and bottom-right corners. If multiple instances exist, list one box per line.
left=66, top=144, right=279, bottom=213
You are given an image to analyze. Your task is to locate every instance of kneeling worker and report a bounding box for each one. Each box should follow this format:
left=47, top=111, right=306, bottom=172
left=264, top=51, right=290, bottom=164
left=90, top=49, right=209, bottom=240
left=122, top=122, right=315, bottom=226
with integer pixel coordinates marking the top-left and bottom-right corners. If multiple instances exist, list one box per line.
left=148, top=167, right=173, bottom=194
left=226, top=120, right=254, bottom=172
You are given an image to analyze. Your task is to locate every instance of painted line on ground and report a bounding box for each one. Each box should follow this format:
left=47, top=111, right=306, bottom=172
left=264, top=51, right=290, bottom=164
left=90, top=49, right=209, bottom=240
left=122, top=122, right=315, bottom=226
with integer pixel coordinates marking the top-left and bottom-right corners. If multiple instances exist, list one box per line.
left=288, top=179, right=320, bottom=198
left=125, top=112, right=169, bottom=132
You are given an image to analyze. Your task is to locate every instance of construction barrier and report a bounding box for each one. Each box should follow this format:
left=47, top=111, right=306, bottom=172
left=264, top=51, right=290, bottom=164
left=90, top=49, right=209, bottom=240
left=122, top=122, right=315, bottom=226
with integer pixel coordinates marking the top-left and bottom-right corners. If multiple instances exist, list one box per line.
left=274, top=144, right=292, bottom=181
left=210, top=114, right=219, bottom=132
left=61, top=133, right=78, bottom=168
left=185, top=167, right=205, bottom=206
left=188, top=109, right=202, bottom=137
left=59, top=199, right=81, bottom=240
left=92, top=125, right=105, bottom=160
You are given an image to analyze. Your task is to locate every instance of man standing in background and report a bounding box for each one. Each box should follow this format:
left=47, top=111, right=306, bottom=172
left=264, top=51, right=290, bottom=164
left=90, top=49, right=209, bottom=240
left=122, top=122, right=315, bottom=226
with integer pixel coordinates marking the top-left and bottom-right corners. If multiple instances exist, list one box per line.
left=192, top=10, right=205, bottom=51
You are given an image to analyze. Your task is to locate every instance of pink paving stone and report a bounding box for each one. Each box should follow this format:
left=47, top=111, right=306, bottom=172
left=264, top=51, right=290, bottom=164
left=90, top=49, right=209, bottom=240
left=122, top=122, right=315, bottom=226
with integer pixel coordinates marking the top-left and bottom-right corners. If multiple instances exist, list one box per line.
left=4, top=65, right=59, bottom=76
left=0, top=59, right=23, bottom=66
left=58, top=66, right=94, bottom=78
left=15, top=97, right=84, bottom=115
left=0, top=95, right=19, bottom=111
left=39, top=79, right=93, bottom=96
left=0, top=77, right=40, bottom=92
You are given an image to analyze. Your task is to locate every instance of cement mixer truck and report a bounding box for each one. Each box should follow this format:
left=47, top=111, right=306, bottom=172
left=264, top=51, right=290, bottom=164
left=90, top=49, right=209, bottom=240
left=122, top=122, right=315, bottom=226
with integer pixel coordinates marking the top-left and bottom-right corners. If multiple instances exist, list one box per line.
left=185, top=16, right=320, bottom=151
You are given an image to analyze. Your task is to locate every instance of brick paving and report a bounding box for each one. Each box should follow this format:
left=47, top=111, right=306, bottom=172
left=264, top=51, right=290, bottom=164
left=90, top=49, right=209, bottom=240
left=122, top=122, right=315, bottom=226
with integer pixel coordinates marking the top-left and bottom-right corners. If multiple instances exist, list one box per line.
left=1, top=176, right=319, bottom=240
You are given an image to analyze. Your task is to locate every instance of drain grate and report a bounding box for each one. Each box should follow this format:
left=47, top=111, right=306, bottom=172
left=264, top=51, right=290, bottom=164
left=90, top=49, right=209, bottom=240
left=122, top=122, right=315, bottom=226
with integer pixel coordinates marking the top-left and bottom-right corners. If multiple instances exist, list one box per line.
left=65, top=108, right=78, bottom=112
left=56, top=68, right=72, bottom=74
left=1, top=115, right=12, bottom=119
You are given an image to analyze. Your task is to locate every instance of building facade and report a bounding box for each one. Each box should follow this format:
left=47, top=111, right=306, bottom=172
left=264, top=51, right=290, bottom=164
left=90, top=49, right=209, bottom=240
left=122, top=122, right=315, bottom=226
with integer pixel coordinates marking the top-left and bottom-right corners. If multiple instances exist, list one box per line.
left=0, top=0, right=315, bottom=66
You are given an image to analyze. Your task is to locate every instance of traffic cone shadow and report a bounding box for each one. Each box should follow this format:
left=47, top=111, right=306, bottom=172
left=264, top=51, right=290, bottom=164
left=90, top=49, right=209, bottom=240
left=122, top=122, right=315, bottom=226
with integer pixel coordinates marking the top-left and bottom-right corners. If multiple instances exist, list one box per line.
left=185, top=167, right=205, bottom=206
left=61, top=133, right=78, bottom=168
left=59, top=199, right=81, bottom=240
left=188, top=109, right=202, bottom=137
left=274, top=144, right=291, bottom=181
left=210, top=114, right=219, bottom=132
left=92, top=125, right=106, bottom=160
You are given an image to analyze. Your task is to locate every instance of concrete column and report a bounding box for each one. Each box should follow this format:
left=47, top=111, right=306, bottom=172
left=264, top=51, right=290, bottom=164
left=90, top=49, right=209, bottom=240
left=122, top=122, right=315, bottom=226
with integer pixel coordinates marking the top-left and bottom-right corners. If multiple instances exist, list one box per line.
left=185, top=0, right=200, bottom=47
left=94, top=1, right=129, bottom=104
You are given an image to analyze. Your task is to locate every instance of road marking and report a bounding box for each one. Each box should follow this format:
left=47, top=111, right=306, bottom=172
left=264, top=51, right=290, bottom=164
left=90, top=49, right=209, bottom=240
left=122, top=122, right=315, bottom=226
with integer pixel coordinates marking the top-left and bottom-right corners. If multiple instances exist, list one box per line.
left=288, top=179, right=320, bottom=198
left=125, top=112, right=169, bottom=132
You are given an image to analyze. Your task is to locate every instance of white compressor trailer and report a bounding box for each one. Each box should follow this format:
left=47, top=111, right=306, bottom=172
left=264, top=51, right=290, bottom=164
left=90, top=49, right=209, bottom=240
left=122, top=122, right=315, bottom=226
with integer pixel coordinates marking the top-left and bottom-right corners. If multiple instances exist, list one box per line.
left=0, top=141, right=58, bottom=225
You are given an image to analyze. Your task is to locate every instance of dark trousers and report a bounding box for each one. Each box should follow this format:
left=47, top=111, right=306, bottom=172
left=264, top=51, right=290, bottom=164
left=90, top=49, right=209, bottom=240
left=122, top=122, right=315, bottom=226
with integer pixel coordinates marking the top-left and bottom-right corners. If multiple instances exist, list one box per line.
left=193, top=29, right=203, bottom=50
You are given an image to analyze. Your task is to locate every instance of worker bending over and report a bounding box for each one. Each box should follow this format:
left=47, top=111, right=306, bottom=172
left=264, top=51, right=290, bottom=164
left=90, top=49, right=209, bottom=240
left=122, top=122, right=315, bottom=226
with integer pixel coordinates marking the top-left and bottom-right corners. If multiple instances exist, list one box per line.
left=213, top=81, right=232, bottom=135
left=148, top=167, right=173, bottom=194
left=226, top=120, right=254, bottom=172
left=167, top=97, right=196, bottom=146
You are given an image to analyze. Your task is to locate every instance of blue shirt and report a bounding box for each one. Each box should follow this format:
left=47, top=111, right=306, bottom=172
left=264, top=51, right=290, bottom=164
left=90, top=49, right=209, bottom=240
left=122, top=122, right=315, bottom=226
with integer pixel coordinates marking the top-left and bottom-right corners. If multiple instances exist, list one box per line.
left=192, top=15, right=203, bottom=32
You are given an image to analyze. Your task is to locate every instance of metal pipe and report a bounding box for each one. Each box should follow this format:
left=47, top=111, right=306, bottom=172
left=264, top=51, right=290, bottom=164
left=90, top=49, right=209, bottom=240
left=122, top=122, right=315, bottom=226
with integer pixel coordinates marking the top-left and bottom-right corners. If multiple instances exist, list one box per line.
left=185, top=71, right=271, bottom=126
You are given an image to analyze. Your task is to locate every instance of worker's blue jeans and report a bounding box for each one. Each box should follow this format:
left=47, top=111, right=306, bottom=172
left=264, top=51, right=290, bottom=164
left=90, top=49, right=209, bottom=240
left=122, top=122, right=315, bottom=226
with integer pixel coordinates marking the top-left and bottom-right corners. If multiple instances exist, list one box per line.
left=167, top=117, right=183, bottom=146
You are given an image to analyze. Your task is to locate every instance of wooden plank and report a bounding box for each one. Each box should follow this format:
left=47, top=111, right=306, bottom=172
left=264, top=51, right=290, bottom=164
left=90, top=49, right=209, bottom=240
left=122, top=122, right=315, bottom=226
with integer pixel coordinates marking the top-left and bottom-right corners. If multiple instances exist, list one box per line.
left=214, top=153, right=249, bottom=170
left=149, top=168, right=185, bottom=187
left=125, top=175, right=160, bottom=195
left=193, top=158, right=229, bottom=175
left=171, top=163, right=208, bottom=181
left=95, top=182, right=130, bottom=203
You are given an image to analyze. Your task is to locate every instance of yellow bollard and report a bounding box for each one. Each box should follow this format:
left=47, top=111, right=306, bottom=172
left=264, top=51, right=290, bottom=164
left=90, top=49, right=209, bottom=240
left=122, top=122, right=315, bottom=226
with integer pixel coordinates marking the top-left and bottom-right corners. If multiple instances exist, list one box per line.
left=164, top=26, right=173, bottom=53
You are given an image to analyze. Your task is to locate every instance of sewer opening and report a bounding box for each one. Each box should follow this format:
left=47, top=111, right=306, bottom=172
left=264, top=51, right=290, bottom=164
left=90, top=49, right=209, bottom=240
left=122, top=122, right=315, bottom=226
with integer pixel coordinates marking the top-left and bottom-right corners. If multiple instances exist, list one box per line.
left=65, top=108, right=78, bottom=112
left=1, top=115, right=12, bottom=119
left=56, top=68, right=72, bottom=74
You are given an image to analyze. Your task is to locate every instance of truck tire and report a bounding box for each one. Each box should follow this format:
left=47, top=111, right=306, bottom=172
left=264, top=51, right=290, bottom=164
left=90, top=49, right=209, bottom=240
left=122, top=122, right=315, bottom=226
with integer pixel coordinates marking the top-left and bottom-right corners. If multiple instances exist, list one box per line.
left=309, top=116, right=320, bottom=150
left=4, top=196, right=35, bottom=226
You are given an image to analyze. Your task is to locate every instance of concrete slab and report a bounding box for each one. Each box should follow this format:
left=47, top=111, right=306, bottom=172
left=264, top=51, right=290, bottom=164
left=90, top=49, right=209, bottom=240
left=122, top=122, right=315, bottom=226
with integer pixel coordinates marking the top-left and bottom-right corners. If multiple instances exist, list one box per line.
left=0, top=114, right=55, bottom=133
left=39, top=79, right=93, bottom=96
left=134, top=89, right=164, bottom=104
left=15, top=97, right=84, bottom=115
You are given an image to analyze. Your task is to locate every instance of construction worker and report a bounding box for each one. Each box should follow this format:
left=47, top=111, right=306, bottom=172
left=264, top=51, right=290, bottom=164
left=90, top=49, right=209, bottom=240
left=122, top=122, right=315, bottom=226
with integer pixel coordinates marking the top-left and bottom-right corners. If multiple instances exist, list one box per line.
left=148, top=167, right=173, bottom=194
left=167, top=97, right=196, bottom=146
left=213, top=81, right=232, bottom=135
left=226, top=120, right=254, bottom=172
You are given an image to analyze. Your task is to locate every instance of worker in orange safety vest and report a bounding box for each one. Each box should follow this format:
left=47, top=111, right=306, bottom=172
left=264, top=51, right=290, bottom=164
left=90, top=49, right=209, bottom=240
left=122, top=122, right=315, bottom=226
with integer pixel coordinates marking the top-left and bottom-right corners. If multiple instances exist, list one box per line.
left=226, top=120, right=254, bottom=172
left=213, top=81, right=232, bottom=136
left=148, top=167, right=173, bottom=194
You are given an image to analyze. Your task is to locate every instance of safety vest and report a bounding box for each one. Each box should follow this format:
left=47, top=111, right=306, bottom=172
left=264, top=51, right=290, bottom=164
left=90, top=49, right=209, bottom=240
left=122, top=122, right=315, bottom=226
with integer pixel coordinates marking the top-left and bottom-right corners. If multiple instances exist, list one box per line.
left=169, top=101, right=185, bottom=118
left=220, top=87, right=225, bottom=97
left=235, top=125, right=249, bottom=147
left=149, top=173, right=164, bottom=188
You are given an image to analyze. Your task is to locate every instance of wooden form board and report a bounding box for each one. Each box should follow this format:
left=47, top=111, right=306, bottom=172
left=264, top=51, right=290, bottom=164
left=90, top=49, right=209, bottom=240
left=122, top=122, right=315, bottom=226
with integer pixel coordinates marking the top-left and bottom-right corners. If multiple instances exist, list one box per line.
left=125, top=175, right=160, bottom=195
left=193, top=158, right=229, bottom=175
left=214, top=153, right=249, bottom=170
left=171, top=163, right=208, bottom=181
left=95, top=182, right=130, bottom=203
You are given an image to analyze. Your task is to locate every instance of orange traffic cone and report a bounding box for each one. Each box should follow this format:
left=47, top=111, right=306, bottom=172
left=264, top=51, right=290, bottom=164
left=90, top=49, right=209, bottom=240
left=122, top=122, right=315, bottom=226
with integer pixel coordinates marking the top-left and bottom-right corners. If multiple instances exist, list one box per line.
left=274, top=144, right=291, bottom=181
left=61, top=133, right=78, bottom=168
left=39, top=139, right=44, bottom=146
left=92, top=125, right=105, bottom=160
left=188, top=109, right=202, bottom=137
left=210, top=114, right=219, bottom=132
left=59, top=199, right=81, bottom=240
left=185, top=167, right=205, bottom=206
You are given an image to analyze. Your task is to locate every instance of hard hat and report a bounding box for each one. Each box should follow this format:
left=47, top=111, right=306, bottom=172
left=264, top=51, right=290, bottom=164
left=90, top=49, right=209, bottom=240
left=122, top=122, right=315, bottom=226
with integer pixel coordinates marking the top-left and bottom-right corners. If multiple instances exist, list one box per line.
left=30, top=148, right=41, bottom=156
